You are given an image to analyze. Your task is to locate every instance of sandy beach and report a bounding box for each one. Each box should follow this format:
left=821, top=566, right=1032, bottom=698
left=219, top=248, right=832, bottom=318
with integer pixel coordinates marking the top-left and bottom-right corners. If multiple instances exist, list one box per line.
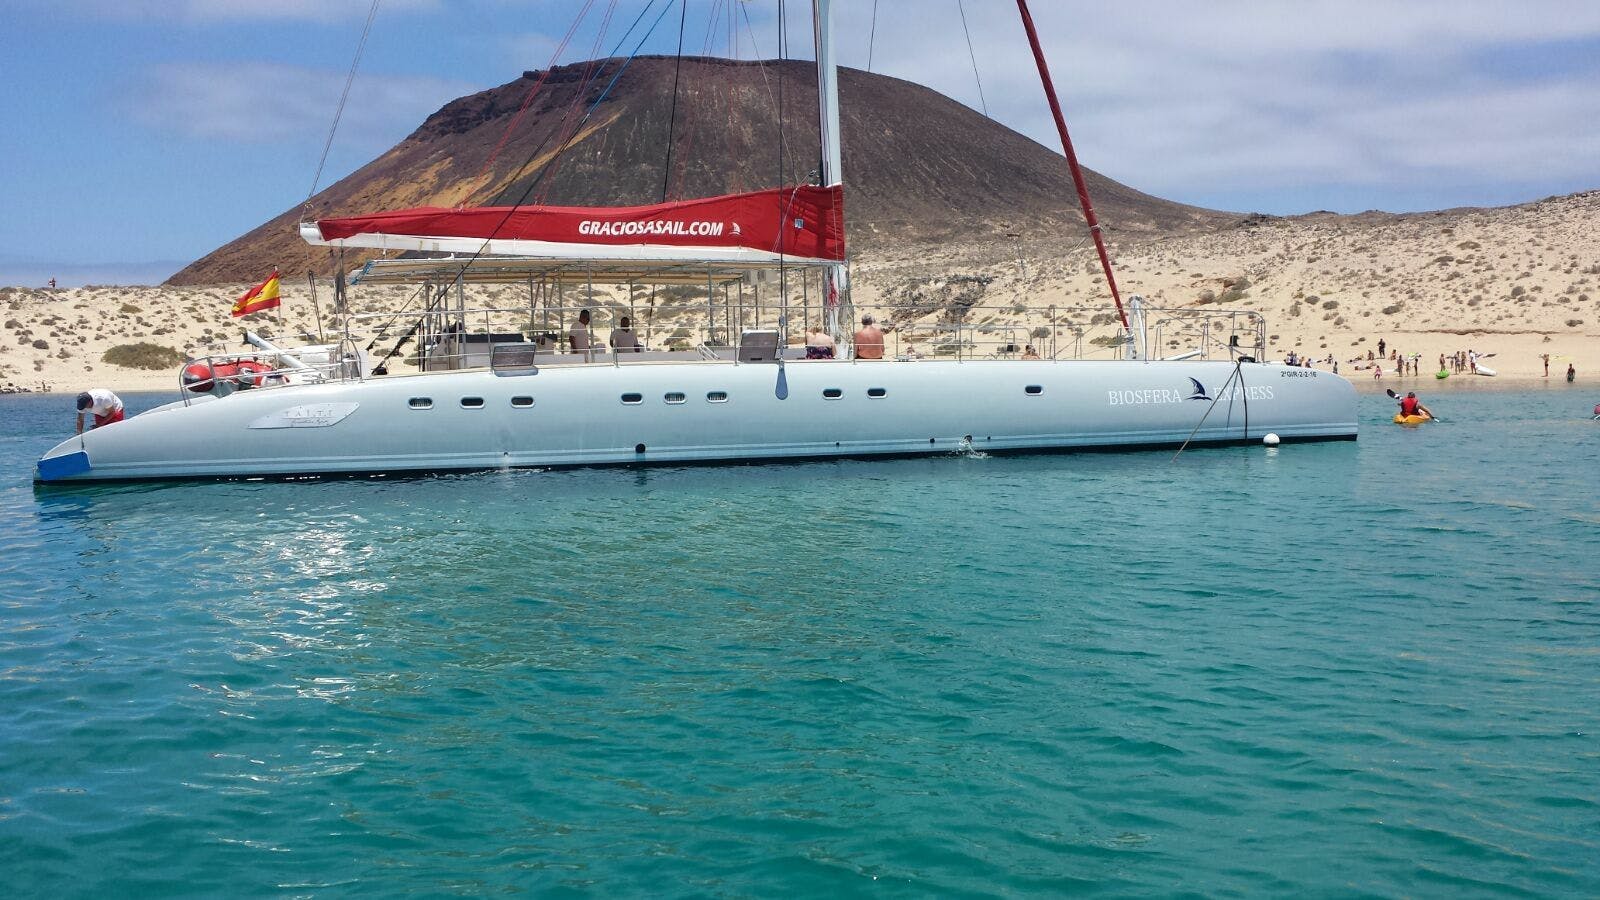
left=3, top=191, right=1595, bottom=395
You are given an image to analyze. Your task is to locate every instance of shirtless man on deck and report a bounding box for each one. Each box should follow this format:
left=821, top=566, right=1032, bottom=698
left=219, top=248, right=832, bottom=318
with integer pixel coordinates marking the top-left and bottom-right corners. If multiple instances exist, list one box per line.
left=852, top=315, right=893, bottom=360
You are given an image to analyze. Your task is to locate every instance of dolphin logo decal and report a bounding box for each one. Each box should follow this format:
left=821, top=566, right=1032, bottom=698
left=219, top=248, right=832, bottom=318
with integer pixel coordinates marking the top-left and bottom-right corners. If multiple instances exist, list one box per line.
left=1187, top=377, right=1211, bottom=401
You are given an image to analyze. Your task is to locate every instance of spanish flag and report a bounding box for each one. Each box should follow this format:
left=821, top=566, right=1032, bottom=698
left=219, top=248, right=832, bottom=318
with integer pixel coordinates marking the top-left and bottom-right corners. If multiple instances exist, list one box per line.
left=231, top=270, right=281, bottom=317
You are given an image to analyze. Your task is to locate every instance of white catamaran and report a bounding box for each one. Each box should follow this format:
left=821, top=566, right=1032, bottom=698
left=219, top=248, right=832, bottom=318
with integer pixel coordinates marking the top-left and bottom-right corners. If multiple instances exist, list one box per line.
left=36, top=0, right=1355, bottom=483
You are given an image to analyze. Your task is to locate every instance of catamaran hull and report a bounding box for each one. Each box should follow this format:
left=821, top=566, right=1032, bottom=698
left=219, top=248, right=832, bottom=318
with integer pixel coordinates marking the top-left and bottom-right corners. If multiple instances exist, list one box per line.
left=36, top=360, right=1355, bottom=482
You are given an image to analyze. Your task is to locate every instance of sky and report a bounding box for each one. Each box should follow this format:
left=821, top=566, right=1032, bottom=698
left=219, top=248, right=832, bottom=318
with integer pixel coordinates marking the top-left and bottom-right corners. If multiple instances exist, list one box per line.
left=2, top=0, right=1598, bottom=286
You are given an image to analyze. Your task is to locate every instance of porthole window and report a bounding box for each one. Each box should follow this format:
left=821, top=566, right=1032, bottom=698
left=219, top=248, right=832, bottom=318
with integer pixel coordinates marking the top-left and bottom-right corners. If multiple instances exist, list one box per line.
left=460, top=396, right=485, bottom=409
left=511, top=396, right=534, bottom=408
left=408, top=397, right=433, bottom=409
left=1024, top=385, right=1043, bottom=395
left=621, top=392, right=644, bottom=405
left=664, top=392, right=686, bottom=404
left=707, top=391, right=729, bottom=403
left=867, top=387, right=887, bottom=398
left=822, top=388, right=843, bottom=399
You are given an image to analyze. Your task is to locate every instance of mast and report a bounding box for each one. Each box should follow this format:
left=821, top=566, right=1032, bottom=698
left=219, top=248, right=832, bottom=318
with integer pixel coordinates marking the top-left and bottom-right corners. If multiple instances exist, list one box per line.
left=1015, top=0, right=1131, bottom=336
left=813, top=0, right=846, bottom=337
left=813, top=0, right=843, bottom=186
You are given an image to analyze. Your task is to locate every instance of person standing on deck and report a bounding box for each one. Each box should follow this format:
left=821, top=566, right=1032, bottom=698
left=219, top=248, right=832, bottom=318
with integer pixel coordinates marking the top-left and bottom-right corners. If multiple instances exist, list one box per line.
left=569, top=310, right=593, bottom=352
left=853, top=315, right=892, bottom=360
left=75, top=389, right=123, bottom=434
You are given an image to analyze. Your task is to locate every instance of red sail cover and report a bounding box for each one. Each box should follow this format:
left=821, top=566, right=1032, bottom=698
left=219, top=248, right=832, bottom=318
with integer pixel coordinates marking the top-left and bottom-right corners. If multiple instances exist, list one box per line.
left=313, top=185, right=845, bottom=262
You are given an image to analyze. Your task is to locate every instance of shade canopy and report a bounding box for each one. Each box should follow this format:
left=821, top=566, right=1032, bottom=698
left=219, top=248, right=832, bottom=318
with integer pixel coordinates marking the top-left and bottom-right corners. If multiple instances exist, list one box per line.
left=346, top=255, right=831, bottom=287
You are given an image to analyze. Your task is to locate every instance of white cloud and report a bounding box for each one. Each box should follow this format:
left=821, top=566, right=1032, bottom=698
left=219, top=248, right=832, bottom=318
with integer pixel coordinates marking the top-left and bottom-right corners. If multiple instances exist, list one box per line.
left=831, top=0, right=1600, bottom=209
left=46, top=0, right=437, bottom=23
left=128, top=62, right=476, bottom=148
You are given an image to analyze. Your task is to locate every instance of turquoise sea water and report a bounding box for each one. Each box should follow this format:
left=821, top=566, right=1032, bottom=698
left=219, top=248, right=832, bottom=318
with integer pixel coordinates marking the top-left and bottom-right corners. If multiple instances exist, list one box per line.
left=2, top=383, right=1598, bottom=896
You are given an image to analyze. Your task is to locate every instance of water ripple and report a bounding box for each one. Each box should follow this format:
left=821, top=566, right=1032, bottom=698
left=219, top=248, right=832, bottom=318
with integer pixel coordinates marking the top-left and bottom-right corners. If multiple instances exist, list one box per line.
left=1, top=390, right=1598, bottom=894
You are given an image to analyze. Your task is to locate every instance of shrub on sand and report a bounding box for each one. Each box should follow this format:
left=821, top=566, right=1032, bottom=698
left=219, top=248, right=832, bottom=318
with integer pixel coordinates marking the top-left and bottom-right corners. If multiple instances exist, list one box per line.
left=103, top=342, right=185, bottom=370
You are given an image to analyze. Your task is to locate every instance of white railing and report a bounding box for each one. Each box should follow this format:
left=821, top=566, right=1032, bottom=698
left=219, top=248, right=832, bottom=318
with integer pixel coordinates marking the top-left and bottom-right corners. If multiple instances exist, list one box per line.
left=175, top=301, right=1269, bottom=392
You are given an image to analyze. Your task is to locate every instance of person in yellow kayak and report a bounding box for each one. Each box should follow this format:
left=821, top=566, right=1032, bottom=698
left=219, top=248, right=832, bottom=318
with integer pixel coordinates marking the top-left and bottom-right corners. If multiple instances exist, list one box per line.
left=1397, top=391, right=1434, bottom=420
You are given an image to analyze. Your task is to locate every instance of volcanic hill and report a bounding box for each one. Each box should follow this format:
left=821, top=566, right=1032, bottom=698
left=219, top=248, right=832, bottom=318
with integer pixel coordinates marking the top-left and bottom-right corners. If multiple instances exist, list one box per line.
left=169, top=56, right=1232, bottom=285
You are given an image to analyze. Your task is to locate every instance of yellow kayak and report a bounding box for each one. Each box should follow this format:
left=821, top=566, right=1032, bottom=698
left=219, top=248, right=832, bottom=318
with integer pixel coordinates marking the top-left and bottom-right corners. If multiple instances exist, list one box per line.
left=1393, top=414, right=1431, bottom=425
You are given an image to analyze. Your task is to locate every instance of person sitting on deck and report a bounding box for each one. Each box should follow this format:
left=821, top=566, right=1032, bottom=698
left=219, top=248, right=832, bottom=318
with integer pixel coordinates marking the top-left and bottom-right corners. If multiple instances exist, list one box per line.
left=76, top=389, right=124, bottom=434
left=609, top=316, right=641, bottom=353
left=853, top=314, right=892, bottom=360
left=804, top=326, right=837, bottom=359
left=569, top=310, right=593, bottom=352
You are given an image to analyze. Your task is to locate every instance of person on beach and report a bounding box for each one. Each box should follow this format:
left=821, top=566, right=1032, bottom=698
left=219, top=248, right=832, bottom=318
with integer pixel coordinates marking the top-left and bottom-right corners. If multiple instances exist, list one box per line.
left=1568, top=363, right=1577, bottom=383
left=804, top=326, right=837, bottom=359
left=609, top=316, right=641, bottom=353
left=75, top=389, right=123, bottom=434
left=1022, top=345, right=1041, bottom=360
left=569, top=309, right=593, bottom=351
left=1397, top=391, right=1433, bottom=420
left=1543, top=354, right=1550, bottom=377
left=1373, top=364, right=1382, bottom=380
left=1378, top=338, right=1386, bottom=356
left=853, top=314, right=892, bottom=360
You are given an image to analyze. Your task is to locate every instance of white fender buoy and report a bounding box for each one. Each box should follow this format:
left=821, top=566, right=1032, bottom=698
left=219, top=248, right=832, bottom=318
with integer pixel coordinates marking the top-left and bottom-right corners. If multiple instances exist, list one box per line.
left=1263, top=433, right=1281, bottom=446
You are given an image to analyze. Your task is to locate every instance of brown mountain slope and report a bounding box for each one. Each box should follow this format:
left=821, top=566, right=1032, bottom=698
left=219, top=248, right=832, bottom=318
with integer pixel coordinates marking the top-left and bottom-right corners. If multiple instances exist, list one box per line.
left=169, top=56, right=1233, bottom=285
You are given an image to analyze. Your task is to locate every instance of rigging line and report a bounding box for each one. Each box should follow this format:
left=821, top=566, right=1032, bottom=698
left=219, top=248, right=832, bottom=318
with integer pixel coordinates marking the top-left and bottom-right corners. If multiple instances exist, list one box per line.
left=531, top=0, right=625, bottom=205
left=353, top=0, right=656, bottom=341
left=775, top=0, right=788, bottom=299
left=1171, top=360, right=1243, bottom=461
left=660, top=0, right=689, bottom=202
left=738, top=1, right=778, bottom=138
left=777, top=0, right=789, bottom=185
left=670, top=0, right=731, bottom=201
left=468, top=0, right=599, bottom=204
left=957, top=0, right=989, bottom=116
left=867, top=0, right=878, bottom=72
left=306, top=0, right=382, bottom=210
left=440, top=0, right=678, bottom=288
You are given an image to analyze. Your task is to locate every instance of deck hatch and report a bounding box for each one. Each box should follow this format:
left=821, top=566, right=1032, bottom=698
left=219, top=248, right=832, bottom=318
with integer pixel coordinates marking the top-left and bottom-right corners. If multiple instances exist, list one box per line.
left=460, top=397, right=485, bottom=409
left=822, top=388, right=843, bottom=399
left=409, top=397, right=433, bottom=409
left=1025, top=385, right=1043, bottom=395
left=621, top=392, right=644, bottom=405
left=511, top=396, right=534, bottom=408
left=707, top=391, right=729, bottom=403
left=664, top=392, right=686, bottom=404
left=867, top=387, right=887, bottom=398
